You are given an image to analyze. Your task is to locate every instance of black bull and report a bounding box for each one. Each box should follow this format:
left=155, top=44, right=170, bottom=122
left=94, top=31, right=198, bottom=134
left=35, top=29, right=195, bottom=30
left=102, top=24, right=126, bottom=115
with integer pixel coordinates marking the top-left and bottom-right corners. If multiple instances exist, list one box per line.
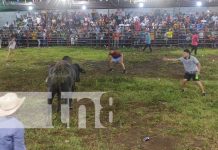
left=47, top=56, right=85, bottom=112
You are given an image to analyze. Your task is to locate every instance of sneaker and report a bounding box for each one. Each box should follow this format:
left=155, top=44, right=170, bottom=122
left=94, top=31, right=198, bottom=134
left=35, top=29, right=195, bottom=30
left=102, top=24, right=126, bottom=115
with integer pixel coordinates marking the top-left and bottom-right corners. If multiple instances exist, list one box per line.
left=108, top=68, right=113, bottom=72
left=202, top=92, right=206, bottom=96
left=123, top=70, right=127, bottom=74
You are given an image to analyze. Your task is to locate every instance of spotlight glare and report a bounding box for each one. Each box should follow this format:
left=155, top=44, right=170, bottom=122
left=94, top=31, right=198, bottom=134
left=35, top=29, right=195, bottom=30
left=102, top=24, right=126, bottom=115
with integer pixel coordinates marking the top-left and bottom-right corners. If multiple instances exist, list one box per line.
left=196, top=1, right=202, bottom=7
left=82, top=5, right=87, bottom=10
left=28, top=6, right=33, bottom=11
left=138, top=2, right=144, bottom=8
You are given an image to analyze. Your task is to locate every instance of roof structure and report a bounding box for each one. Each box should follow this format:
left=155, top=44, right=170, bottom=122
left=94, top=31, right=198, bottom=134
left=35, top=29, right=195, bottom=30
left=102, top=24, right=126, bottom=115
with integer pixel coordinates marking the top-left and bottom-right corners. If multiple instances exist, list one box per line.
left=0, top=0, right=218, bottom=11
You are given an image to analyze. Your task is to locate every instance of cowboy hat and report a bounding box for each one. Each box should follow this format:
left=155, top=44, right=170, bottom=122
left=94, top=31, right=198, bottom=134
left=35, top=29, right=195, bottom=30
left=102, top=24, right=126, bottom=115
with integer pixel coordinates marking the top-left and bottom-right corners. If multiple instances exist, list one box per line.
left=0, top=93, right=25, bottom=117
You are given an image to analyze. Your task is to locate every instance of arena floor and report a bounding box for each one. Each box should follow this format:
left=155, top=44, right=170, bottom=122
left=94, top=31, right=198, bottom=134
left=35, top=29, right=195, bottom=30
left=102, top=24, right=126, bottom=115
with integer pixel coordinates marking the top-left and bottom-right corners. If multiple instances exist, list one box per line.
left=0, top=47, right=218, bottom=149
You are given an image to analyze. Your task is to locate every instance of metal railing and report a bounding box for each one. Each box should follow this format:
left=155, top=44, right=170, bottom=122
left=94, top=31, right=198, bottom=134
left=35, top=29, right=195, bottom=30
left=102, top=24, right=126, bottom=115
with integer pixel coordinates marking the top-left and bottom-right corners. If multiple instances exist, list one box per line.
left=1, top=29, right=218, bottom=48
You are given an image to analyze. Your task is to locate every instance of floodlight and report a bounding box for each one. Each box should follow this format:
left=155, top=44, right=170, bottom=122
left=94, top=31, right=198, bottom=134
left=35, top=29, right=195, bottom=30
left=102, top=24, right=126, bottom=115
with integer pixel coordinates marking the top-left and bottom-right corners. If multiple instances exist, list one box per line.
left=82, top=5, right=87, bottom=10
left=196, top=1, right=202, bottom=7
left=28, top=6, right=33, bottom=11
left=138, top=2, right=144, bottom=8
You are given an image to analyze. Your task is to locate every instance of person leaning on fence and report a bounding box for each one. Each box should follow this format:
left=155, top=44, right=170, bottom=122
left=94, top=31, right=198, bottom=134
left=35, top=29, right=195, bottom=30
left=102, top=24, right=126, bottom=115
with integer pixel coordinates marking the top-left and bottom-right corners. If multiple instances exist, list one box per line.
left=108, top=47, right=126, bottom=74
left=0, top=93, right=26, bottom=150
left=163, top=49, right=206, bottom=96
left=191, top=32, right=199, bottom=55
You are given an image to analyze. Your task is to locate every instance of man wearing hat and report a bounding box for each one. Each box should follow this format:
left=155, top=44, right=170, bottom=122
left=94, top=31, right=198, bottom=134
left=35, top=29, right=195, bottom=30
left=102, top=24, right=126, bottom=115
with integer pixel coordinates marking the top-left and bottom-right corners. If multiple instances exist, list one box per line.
left=163, top=49, right=206, bottom=96
left=0, top=93, right=26, bottom=150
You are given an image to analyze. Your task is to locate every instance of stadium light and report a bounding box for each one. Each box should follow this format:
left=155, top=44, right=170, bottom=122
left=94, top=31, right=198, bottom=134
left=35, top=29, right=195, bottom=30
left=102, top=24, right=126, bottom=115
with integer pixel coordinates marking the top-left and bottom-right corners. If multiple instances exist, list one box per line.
left=28, top=6, right=33, bottom=11
left=138, top=2, right=144, bottom=8
left=82, top=5, right=87, bottom=10
left=196, top=1, right=202, bottom=7
left=27, top=2, right=33, bottom=5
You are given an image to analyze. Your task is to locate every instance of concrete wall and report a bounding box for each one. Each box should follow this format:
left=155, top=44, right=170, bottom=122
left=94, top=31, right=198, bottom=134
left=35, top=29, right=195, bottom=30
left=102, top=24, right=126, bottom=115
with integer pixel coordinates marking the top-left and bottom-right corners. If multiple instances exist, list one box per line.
left=0, top=11, right=27, bottom=27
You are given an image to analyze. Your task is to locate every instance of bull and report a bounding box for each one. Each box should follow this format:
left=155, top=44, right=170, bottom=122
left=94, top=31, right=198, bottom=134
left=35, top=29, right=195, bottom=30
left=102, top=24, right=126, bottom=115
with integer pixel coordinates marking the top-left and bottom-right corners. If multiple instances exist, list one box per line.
left=47, top=56, right=85, bottom=112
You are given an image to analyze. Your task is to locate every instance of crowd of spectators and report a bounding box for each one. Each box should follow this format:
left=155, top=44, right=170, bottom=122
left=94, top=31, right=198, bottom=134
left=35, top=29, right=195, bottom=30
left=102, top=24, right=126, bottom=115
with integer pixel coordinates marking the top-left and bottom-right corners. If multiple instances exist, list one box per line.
left=0, top=9, right=218, bottom=48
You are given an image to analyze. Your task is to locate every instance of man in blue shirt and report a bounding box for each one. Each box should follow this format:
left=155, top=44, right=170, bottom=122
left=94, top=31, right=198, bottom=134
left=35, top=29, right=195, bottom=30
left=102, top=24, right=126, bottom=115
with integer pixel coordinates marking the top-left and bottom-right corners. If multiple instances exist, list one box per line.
left=0, top=93, right=26, bottom=150
left=143, top=29, right=152, bottom=52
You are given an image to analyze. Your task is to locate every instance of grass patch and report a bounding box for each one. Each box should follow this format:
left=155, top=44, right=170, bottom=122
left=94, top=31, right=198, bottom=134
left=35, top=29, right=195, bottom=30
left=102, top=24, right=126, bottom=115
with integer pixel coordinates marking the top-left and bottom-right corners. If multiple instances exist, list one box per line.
left=0, top=47, right=217, bottom=149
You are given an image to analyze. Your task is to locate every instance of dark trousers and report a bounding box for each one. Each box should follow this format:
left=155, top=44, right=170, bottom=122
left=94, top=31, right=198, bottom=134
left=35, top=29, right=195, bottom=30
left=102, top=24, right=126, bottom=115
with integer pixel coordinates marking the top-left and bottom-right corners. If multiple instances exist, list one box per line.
left=143, top=44, right=152, bottom=52
left=191, top=45, right=198, bottom=55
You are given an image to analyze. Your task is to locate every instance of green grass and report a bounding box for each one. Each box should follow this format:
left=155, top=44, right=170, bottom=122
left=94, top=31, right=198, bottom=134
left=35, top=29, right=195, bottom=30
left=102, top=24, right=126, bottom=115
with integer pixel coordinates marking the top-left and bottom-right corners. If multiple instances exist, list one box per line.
left=0, top=47, right=218, bottom=150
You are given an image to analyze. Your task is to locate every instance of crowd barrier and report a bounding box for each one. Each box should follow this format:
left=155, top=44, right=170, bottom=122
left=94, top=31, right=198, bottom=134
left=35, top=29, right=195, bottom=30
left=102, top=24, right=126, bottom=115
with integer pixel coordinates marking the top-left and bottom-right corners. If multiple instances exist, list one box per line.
left=0, top=29, right=218, bottom=48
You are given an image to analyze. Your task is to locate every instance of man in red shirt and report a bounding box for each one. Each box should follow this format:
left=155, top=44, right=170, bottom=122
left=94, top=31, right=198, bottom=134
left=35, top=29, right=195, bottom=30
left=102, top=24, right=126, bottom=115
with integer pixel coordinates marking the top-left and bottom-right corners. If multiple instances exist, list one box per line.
left=191, top=32, right=199, bottom=55
left=108, top=47, right=126, bottom=74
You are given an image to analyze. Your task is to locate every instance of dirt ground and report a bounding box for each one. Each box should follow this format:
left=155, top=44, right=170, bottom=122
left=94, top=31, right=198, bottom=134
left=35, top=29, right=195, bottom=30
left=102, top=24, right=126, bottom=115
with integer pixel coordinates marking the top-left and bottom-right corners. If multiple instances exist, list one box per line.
left=75, top=57, right=185, bottom=150
left=75, top=99, right=180, bottom=150
left=83, top=58, right=184, bottom=79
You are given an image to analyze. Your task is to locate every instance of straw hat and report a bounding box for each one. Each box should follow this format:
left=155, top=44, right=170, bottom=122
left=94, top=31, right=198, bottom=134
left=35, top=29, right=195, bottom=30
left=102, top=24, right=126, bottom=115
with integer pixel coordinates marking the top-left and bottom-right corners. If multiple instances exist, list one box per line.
left=0, top=93, right=25, bottom=117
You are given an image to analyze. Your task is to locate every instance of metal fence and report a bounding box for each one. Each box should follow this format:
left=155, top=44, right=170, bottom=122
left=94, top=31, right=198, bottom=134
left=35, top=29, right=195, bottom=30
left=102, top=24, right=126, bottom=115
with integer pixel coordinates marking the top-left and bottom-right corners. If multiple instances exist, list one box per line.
left=1, top=29, right=218, bottom=48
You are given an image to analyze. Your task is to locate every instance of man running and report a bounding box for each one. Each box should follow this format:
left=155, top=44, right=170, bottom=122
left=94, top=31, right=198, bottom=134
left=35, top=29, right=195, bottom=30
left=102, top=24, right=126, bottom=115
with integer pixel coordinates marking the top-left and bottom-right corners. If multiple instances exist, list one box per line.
left=108, top=47, right=126, bottom=74
left=163, top=49, right=206, bottom=96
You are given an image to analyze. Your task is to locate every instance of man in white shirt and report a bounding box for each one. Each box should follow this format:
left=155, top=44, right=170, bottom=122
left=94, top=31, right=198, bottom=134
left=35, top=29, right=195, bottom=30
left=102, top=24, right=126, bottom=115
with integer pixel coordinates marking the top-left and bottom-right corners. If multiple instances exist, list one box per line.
left=164, top=49, right=206, bottom=96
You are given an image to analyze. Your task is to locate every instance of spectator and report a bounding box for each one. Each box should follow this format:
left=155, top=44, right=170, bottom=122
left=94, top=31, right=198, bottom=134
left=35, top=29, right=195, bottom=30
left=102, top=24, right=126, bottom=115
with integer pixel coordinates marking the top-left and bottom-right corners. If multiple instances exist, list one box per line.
left=166, top=28, right=173, bottom=47
left=0, top=93, right=26, bottom=150
left=0, top=9, right=217, bottom=48
left=31, top=30, right=37, bottom=46
left=143, top=29, right=152, bottom=52
left=113, top=31, right=120, bottom=48
left=42, top=30, right=47, bottom=47
left=0, top=34, right=2, bottom=49
left=7, top=35, right=16, bottom=60
left=4, top=22, right=9, bottom=28
left=191, top=32, right=199, bottom=55
left=37, top=30, right=42, bottom=47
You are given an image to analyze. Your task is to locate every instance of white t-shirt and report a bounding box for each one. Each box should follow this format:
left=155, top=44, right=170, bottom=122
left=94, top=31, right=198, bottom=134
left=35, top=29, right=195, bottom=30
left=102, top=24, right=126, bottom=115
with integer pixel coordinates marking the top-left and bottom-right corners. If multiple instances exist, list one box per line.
left=212, top=16, right=217, bottom=22
left=36, top=17, right=41, bottom=24
left=9, top=40, right=16, bottom=50
left=4, top=23, right=9, bottom=28
left=16, top=12, right=21, bottom=19
left=199, top=32, right=204, bottom=39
